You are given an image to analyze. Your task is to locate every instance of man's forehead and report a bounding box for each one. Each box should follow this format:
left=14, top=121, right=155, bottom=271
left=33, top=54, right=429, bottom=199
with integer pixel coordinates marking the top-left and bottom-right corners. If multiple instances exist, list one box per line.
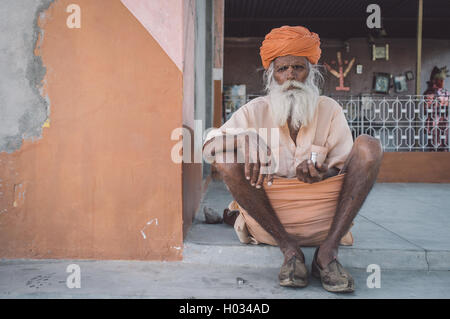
left=274, top=55, right=308, bottom=66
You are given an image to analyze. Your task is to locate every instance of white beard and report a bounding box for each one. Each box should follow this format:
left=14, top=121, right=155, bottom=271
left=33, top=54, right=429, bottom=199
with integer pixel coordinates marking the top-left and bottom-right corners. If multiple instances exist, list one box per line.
left=268, top=80, right=319, bottom=129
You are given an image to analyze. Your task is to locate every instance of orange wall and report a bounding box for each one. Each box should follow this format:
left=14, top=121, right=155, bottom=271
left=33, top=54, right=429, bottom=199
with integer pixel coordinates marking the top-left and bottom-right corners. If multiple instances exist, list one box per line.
left=0, top=0, right=184, bottom=260
left=377, top=152, right=450, bottom=183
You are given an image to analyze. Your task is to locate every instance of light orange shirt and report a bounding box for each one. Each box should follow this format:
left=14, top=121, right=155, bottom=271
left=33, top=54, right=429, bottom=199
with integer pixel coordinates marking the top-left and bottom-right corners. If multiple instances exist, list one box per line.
left=204, top=95, right=354, bottom=178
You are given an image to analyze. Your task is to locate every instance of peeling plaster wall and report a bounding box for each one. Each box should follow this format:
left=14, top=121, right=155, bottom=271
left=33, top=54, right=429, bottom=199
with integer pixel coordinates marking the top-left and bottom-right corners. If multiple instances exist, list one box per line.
left=0, top=0, right=184, bottom=261
left=0, top=0, right=54, bottom=153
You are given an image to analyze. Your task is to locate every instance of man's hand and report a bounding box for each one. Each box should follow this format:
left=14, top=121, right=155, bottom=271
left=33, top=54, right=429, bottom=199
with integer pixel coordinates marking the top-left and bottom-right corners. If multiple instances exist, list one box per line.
left=203, top=132, right=275, bottom=188
left=237, top=133, right=274, bottom=189
left=296, top=160, right=336, bottom=184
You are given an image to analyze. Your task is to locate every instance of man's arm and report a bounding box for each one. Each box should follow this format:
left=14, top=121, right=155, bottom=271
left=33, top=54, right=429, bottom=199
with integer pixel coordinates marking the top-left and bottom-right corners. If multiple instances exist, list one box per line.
left=202, top=132, right=241, bottom=163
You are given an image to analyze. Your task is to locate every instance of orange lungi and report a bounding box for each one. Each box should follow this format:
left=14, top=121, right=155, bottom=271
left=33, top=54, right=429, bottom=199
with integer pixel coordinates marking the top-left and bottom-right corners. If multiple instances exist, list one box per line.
left=231, top=173, right=353, bottom=247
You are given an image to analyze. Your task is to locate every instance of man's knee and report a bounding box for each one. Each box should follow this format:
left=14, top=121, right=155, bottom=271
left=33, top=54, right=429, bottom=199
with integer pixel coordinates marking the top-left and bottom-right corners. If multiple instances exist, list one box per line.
left=353, top=134, right=383, bottom=165
left=213, top=162, right=245, bottom=180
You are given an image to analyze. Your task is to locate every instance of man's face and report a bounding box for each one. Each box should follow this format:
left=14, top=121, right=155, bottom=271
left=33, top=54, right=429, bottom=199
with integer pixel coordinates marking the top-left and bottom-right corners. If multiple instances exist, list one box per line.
left=434, top=78, right=444, bottom=89
left=267, top=55, right=319, bottom=129
left=273, top=55, right=310, bottom=87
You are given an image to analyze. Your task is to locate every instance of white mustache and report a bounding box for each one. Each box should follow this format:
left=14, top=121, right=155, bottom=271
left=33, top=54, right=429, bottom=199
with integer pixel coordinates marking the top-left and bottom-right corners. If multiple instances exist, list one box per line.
left=280, top=80, right=306, bottom=92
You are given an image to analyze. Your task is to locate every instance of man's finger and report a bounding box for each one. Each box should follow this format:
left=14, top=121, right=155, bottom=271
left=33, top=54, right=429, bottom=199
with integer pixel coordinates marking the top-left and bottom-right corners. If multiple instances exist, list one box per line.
left=258, top=142, right=271, bottom=166
left=244, top=135, right=251, bottom=180
left=251, top=162, right=260, bottom=186
left=256, top=173, right=265, bottom=189
left=266, top=174, right=273, bottom=186
left=302, top=163, right=309, bottom=176
left=308, top=160, right=319, bottom=178
left=296, top=162, right=305, bottom=182
left=316, top=162, right=328, bottom=173
left=260, top=157, right=272, bottom=175
left=297, top=172, right=306, bottom=183
left=247, top=135, right=258, bottom=164
left=246, top=163, right=254, bottom=186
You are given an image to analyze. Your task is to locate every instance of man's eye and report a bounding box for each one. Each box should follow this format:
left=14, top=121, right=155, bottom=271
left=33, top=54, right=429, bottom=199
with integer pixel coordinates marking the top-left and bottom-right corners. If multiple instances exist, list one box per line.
left=293, top=65, right=304, bottom=70
left=277, top=66, right=287, bottom=72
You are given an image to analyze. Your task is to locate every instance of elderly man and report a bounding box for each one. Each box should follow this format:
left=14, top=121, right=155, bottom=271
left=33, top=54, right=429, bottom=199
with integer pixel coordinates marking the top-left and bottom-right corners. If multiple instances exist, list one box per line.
left=203, top=26, right=383, bottom=293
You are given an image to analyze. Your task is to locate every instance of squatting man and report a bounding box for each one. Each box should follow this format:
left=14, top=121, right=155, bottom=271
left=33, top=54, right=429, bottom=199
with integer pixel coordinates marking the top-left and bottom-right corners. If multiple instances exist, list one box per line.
left=203, top=26, right=383, bottom=293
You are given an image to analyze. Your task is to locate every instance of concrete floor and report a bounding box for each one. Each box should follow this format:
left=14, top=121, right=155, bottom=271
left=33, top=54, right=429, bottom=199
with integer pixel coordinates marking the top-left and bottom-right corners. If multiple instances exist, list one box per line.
left=1, top=181, right=449, bottom=298
left=0, top=259, right=449, bottom=299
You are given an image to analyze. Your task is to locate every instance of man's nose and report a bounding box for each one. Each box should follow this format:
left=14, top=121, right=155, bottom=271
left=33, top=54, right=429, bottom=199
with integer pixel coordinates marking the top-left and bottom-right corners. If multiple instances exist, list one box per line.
left=286, top=66, right=296, bottom=80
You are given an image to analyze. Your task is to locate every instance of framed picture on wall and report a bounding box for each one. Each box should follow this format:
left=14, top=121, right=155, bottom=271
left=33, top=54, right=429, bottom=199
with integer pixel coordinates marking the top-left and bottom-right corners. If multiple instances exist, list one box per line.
left=356, top=64, right=363, bottom=74
left=372, top=44, right=389, bottom=61
left=223, top=85, right=246, bottom=121
left=405, top=71, right=414, bottom=81
left=372, top=73, right=391, bottom=94
left=394, top=75, right=408, bottom=93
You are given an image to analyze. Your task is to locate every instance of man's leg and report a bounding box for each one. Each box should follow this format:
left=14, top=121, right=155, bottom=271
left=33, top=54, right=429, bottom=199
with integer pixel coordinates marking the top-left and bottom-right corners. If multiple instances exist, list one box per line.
left=214, top=160, right=304, bottom=262
left=316, top=134, right=384, bottom=268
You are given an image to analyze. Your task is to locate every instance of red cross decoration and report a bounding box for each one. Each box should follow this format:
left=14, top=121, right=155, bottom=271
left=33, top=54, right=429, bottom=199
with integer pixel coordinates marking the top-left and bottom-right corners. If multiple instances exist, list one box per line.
left=324, top=51, right=355, bottom=91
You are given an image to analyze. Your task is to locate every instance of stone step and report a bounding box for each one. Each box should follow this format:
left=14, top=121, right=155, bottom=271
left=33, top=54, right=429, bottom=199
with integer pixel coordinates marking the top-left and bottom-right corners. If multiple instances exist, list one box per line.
left=183, top=221, right=449, bottom=271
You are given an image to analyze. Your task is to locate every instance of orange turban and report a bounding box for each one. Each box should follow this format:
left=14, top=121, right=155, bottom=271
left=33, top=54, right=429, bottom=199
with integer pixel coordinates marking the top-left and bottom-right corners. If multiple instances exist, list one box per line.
left=260, top=26, right=321, bottom=69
